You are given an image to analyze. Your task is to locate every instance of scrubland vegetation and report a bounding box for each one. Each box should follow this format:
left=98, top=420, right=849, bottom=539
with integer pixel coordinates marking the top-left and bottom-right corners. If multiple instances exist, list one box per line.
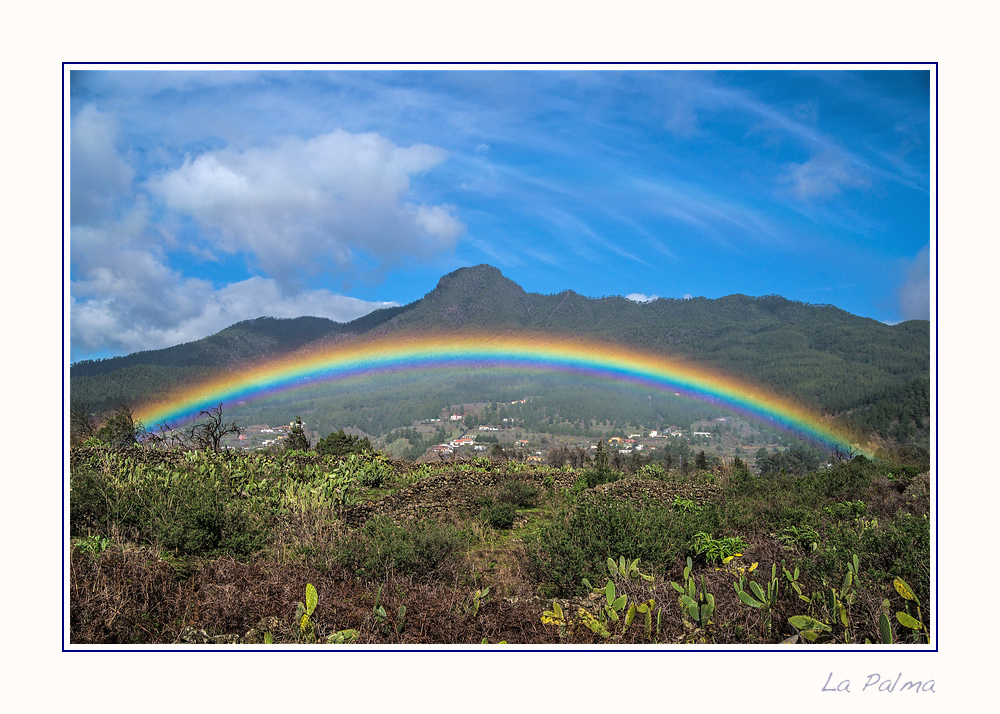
left=69, top=414, right=931, bottom=646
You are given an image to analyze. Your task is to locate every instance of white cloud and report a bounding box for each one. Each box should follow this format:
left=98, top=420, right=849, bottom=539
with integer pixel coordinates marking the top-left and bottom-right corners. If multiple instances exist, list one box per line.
left=898, top=245, right=931, bottom=320
left=780, top=151, right=872, bottom=201
left=71, top=104, right=134, bottom=226
left=70, top=122, right=432, bottom=360
left=625, top=293, right=659, bottom=302
left=72, top=265, right=397, bottom=358
left=71, top=206, right=396, bottom=359
left=146, top=129, right=465, bottom=285
left=683, top=293, right=693, bottom=299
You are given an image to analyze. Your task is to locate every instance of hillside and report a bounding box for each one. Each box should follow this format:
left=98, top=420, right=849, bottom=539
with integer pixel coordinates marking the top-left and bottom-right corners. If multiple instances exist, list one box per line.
left=71, top=307, right=414, bottom=377
left=70, top=265, right=930, bottom=445
left=375, top=266, right=928, bottom=412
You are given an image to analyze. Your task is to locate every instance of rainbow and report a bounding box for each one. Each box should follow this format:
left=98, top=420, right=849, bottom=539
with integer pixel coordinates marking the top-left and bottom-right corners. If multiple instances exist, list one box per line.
left=134, top=331, right=869, bottom=456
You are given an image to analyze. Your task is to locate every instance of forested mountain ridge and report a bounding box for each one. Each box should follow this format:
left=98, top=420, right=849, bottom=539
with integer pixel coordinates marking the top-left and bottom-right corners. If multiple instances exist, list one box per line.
left=372, top=265, right=928, bottom=414
left=71, top=306, right=414, bottom=378
left=71, top=265, right=930, bottom=443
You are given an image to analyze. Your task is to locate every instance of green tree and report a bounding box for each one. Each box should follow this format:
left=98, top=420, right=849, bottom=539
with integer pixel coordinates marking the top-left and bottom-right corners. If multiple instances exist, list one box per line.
left=316, top=429, right=372, bottom=457
left=285, top=416, right=310, bottom=451
left=94, top=405, right=146, bottom=450
left=593, top=438, right=609, bottom=472
left=584, top=439, right=617, bottom=487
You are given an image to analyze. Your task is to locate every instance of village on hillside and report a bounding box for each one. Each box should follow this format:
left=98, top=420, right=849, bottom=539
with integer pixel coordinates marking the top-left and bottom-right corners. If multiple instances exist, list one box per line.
left=413, top=399, right=771, bottom=465
left=221, top=396, right=799, bottom=473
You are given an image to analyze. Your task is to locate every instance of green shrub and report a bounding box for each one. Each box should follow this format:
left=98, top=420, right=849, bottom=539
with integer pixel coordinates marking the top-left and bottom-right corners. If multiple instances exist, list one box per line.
left=152, top=473, right=267, bottom=557
left=583, top=466, right=621, bottom=488
left=583, top=440, right=620, bottom=488
left=726, top=466, right=757, bottom=496
left=777, top=524, right=821, bottom=553
left=672, top=495, right=698, bottom=513
left=636, top=462, right=666, bottom=480
left=316, top=430, right=373, bottom=458
left=528, top=495, right=719, bottom=595
left=797, top=458, right=879, bottom=501
left=861, top=512, right=931, bottom=605
left=94, top=407, right=147, bottom=450
left=338, top=516, right=469, bottom=580
left=498, top=480, right=541, bottom=508
left=689, top=531, right=746, bottom=565
left=159, top=497, right=225, bottom=555
left=334, top=452, right=392, bottom=489
left=69, top=451, right=270, bottom=558
left=480, top=502, right=517, bottom=530
left=824, top=499, right=868, bottom=521
left=69, top=466, right=112, bottom=536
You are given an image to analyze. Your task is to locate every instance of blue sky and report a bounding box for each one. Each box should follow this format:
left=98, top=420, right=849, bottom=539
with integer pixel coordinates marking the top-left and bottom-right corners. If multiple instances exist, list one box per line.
left=69, top=67, right=931, bottom=362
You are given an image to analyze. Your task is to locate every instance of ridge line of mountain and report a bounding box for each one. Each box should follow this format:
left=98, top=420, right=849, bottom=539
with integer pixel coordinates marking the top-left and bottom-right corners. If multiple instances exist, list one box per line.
left=71, top=263, right=926, bottom=376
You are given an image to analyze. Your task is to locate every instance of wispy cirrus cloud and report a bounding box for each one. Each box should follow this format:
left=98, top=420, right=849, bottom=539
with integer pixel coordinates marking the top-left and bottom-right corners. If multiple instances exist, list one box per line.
left=779, top=150, right=873, bottom=201
left=668, top=73, right=928, bottom=203
left=630, top=176, right=787, bottom=249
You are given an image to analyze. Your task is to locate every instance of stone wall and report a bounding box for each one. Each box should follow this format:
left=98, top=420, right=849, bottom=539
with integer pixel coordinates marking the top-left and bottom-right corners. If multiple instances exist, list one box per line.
left=584, top=477, right=722, bottom=506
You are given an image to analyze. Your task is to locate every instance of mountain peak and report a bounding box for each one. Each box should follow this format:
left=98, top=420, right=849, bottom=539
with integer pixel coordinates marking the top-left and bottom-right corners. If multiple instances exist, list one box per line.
left=434, top=264, right=513, bottom=291
left=425, top=264, right=526, bottom=304
left=383, top=264, right=529, bottom=329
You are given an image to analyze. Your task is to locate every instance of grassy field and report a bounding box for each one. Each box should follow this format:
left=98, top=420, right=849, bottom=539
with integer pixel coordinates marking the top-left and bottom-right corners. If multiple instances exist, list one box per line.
left=68, top=444, right=931, bottom=646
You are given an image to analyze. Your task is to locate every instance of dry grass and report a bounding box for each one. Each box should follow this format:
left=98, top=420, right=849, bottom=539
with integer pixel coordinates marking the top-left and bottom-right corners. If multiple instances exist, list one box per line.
left=70, top=547, right=570, bottom=645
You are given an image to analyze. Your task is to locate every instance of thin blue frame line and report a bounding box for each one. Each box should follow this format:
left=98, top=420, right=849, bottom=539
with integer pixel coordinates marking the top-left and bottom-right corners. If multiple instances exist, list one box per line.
left=63, top=61, right=936, bottom=67
left=933, top=62, right=939, bottom=652
left=63, top=646, right=929, bottom=653
left=62, top=64, right=67, bottom=652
